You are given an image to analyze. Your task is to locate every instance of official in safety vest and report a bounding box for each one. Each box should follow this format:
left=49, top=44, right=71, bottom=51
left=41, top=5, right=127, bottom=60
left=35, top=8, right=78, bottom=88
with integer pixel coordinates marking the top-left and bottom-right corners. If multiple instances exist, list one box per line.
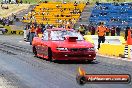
left=29, top=24, right=36, bottom=45
left=97, top=22, right=107, bottom=49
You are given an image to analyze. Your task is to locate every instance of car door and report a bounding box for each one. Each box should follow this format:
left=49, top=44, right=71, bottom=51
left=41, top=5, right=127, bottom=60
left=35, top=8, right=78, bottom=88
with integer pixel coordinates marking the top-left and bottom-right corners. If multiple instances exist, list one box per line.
left=41, top=30, right=49, bottom=58
left=35, top=38, right=42, bottom=55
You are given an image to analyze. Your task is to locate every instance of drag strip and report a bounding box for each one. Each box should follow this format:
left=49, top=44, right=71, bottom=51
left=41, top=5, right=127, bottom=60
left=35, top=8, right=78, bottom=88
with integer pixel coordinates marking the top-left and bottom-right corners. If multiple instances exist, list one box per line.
left=0, top=42, right=132, bottom=88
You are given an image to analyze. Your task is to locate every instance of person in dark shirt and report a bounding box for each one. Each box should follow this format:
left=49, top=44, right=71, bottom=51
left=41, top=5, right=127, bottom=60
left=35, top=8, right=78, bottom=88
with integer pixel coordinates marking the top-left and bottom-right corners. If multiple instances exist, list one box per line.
left=91, top=25, right=95, bottom=35
left=125, top=27, right=130, bottom=41
left=116, top=26, right=121, bottom=36
left=88, top=23, right=95, bottom=35
left=106, top=26, right=110, bottom=36
left=111, top=26, right=116, bottom=36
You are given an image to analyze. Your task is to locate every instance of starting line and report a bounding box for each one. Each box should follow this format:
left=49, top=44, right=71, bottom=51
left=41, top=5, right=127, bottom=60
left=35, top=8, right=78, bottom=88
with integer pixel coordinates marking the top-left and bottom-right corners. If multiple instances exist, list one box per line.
left=97, top=53, right=132, bottom=62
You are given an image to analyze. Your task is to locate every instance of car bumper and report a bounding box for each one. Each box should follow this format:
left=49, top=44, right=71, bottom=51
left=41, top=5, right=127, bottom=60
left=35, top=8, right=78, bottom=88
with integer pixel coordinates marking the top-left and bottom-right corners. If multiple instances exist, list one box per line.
left=52, top=51, right=96, bottom=61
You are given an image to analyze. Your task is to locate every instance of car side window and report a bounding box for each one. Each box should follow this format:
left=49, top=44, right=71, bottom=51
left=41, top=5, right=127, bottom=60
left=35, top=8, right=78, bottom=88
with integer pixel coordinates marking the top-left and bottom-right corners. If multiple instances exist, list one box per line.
left=42, top=31, right=48, bottom=41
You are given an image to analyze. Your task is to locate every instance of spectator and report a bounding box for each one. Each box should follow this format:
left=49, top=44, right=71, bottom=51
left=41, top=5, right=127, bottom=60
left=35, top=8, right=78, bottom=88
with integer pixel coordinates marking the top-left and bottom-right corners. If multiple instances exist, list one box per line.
left=106, top=26, right=110, bottom=36
left=40, top=23, right=45, bottom=33
left=86, top=1, right=90, bottom=5
left=1, top=4, right=3, bottom=8
left=20, top=0, right=23, bottom=4
left=45, top=23, right=49, bottom=29
left=34, top=21, right=37, bottom=28
left=66, top=21, right=71, bottom=29
left=96, top=1, right=100, bottom=5
left=84, top=25, right=88, bottom=31
left=13, top=14, right=16, bottom=20
left=36, top=25, right=42, bottom=36
left=24, top=25, right=28, bottom=41
left=91, top=25, right=95, bottom=35
left=48, top=25, right=53, bottom=29
left=78, top=24, right=85, bottom=35
left=96, top=22, right=107, bottom=49
left=26, top=24, right=30, bottom=42
left=74, top=1, right=78, bottom=6
left=29, top=24, right=36, bottom=45
left=89, top=23, right=95, bottom=35
left=79, top=16, right=82, bottom=21
left=125, top=27, right=130, bottom=41
left=111, top=26, right=116, bottom=36
left=16, top=0, right=18, bottom=4
left=116, top=26, right=121, bottom=36
left=41, top=25, right=45, bottom=33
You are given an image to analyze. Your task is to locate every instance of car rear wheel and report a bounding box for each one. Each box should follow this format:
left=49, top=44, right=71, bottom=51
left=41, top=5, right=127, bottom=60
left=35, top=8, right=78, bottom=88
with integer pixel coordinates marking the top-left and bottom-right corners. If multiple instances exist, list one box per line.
left=48, top=47, right=53, bottom=61
left=33, top=46, right=37, bottom=56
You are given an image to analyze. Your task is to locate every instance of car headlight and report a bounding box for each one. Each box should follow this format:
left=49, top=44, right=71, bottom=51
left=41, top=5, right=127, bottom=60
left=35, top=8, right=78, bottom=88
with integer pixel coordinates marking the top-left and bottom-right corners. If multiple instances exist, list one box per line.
left=87, top=47, right=95, bottom=51
left=56, top=47, right=68, bottom=51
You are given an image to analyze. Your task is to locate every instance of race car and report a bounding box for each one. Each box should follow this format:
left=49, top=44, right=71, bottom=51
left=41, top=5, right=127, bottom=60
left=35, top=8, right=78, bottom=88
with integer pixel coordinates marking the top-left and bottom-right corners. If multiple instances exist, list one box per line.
left=32, top=28, right=96, bottom=61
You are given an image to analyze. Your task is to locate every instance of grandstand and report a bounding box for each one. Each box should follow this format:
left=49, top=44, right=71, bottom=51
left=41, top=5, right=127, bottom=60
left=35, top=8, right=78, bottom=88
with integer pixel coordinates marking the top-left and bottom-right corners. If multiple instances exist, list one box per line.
left=22, top=2, right=86, bottom=27
left=89, top=2, right=132, bottom=29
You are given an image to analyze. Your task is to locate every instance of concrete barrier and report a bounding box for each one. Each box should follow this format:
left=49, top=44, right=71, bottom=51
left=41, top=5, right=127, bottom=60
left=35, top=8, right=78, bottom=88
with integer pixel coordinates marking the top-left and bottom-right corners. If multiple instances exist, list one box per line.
left=10, top=30, right=23, bottom=35
left=84, top=35, right=129, bottom=58
left=3, top=26, right=12, bottom=34
left=2, top=26, right=24, bottom=35
left=84, top=35, right=126, bottom=44
left=84, top=35, right=94, bottom=44
left=98, top=44, right=125, bottom=57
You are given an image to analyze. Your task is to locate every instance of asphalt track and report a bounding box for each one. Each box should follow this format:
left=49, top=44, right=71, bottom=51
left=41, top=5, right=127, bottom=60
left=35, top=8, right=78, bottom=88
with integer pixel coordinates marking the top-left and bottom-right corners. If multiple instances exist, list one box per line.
left=0, top=35, right=132, bottom=88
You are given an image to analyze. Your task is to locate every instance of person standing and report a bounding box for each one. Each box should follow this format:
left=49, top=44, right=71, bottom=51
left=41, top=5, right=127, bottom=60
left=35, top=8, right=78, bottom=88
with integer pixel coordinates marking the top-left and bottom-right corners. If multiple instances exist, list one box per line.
left=24, top=25, right=28, bottom=41
left=41, top=23, right=45, bottom=33
left=97, top=22, right=107, bottom=49
left=111, top=26, right=116, bottom=36
left=26, top=23, right=31, bottom=42
left=116, top=26, right=121, bottom=36
left=89, top=23, right=95, bottom=35
left=29, top=24, right=36, bottom=45
left=78, top=24, right=85, bottom=35
left=36, top=25, right=42, bottom=37
left=91, top=26, right=96, bottom=35
left=125, top=27, right=130, bottom=41
left=106, top=26, right=110, bottom=36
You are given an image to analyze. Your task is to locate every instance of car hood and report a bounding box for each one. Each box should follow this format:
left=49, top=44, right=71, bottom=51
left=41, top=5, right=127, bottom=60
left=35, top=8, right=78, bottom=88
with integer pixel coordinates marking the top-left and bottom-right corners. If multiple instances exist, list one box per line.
left=51, top=41, right=94, bottom=48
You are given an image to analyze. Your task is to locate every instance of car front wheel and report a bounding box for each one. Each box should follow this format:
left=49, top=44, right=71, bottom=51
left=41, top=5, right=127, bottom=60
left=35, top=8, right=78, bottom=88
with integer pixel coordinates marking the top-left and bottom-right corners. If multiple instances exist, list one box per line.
left=48, top=47, right=53, bottom=61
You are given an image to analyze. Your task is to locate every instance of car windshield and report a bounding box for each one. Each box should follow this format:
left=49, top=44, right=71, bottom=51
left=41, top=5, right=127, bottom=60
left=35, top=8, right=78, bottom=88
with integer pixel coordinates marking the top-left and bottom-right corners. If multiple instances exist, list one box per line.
left=50, top=30, right=84, bottom=41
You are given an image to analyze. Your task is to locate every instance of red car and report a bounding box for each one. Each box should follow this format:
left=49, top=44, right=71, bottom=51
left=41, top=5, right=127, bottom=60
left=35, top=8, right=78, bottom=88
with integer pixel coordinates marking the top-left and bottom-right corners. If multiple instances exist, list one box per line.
left=32, top=28, right=96, bottom=61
